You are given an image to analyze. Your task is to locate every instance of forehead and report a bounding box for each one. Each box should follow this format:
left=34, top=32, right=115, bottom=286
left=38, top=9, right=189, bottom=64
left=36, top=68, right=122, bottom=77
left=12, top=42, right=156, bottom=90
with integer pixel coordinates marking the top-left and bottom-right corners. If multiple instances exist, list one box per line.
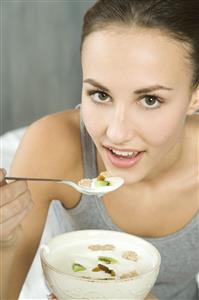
left=81, top=26, right=192, bottom=87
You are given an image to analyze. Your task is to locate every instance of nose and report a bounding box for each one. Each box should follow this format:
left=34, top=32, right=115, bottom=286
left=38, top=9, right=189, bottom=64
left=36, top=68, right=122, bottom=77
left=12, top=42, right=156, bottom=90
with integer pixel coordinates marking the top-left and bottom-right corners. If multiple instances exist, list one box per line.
left=106, top=106, right=136, bottom=145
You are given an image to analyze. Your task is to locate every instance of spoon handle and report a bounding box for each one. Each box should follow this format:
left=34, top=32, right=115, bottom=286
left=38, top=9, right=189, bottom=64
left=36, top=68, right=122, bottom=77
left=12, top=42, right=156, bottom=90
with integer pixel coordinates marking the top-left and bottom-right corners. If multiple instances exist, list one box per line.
left=5, top=176, right=62, bottom=182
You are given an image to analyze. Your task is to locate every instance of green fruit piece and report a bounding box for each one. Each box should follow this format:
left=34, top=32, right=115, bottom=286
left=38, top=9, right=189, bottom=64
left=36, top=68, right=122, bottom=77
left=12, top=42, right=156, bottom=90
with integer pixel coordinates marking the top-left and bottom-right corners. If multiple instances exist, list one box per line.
left=95, top=180, right=111, bottom=187
left=98, top=256, right=118, bottom=264
left=72, top=263, right=86, bottom=272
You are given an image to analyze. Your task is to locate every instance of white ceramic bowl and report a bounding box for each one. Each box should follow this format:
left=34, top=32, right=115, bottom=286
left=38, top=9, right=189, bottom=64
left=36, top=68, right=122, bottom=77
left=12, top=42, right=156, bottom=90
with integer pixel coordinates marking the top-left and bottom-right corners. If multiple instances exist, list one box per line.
left=40, top=230, right=161, bottom=300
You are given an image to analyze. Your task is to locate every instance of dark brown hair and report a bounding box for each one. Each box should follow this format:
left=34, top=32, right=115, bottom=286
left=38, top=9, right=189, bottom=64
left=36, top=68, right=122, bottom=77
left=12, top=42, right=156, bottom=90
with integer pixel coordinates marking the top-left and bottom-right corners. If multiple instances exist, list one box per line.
left=81, top=0, right=199, bottom=87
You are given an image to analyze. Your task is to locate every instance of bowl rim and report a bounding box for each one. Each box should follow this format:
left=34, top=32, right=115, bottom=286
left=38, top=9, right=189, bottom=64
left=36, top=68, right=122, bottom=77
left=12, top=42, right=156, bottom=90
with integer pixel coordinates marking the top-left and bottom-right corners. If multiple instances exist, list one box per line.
left=40, top=229, right=161, bottom=283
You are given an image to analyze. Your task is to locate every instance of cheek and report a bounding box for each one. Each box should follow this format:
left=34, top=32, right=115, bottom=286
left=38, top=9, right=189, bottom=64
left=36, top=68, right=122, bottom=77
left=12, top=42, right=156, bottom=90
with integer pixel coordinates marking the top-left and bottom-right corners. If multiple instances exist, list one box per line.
left=140, top=111, right=186, bottom=147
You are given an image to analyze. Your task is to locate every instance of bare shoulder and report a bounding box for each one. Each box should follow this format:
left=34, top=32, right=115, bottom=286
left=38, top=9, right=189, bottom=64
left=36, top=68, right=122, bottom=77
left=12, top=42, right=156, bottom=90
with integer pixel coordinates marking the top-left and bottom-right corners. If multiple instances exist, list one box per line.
left=11, top=108, right=82, bottom=204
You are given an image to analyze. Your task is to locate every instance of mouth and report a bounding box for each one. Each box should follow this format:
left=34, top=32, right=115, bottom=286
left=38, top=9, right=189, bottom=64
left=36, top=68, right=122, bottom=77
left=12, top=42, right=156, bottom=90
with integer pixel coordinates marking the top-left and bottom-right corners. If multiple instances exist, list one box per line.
left=104, top=146, right=145, bottom=168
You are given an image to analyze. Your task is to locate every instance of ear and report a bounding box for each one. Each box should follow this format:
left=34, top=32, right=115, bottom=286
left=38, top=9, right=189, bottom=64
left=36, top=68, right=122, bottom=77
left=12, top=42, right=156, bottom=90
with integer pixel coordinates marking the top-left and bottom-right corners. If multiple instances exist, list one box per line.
left=187, top=84, right=199, bottom=115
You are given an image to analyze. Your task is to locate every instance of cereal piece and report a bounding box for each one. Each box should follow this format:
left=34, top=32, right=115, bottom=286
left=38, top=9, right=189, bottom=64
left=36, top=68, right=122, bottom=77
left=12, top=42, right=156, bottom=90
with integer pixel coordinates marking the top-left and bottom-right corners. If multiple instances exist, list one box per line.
left=78, top=178, right=92, bottom=188
left=120, top=270, right=139, bottom=279
left=88, top=244, right=116, bottom=251
left=122, top=250, right=138, bottom=261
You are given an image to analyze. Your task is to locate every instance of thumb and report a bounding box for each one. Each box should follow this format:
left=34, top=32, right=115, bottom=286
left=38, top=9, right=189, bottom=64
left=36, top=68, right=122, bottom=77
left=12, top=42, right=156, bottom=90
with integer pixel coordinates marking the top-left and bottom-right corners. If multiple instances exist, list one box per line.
left=0, top=168, right=7, bottom=186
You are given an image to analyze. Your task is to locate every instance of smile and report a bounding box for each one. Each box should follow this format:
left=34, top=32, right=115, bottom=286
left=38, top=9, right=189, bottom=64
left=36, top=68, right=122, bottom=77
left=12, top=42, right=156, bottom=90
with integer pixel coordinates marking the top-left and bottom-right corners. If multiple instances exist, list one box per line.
left=105, top=147, right=145, bottom=168
left=109, top=148, right=138, bottom=158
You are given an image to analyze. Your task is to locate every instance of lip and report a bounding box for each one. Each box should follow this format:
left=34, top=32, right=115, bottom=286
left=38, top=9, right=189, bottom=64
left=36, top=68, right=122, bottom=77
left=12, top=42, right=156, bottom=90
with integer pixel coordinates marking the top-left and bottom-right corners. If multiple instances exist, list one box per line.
left=104, top=147, right=145, bottom=169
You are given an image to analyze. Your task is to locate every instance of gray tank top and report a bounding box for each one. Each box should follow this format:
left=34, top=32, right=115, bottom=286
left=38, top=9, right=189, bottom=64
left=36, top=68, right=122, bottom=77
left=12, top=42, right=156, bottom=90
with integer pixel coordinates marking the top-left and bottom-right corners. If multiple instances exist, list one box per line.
left=53, top=111, right=199, bottom=300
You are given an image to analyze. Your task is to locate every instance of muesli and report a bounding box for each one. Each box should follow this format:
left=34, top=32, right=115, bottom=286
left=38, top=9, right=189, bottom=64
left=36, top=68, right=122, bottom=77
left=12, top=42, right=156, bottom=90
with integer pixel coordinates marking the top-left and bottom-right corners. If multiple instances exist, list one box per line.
left=71, top=244, right=139, bottom=280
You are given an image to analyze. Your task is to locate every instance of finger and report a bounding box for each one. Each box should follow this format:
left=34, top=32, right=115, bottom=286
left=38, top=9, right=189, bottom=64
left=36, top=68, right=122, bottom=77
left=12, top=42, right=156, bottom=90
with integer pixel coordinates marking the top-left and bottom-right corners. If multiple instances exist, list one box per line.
left=0, top=202, right=33, bottom=240
left=0, top=189, right=33, bottom=224
left=0, top=168, right=7, bottom=186
left=0, top=180, right=28, bottom=206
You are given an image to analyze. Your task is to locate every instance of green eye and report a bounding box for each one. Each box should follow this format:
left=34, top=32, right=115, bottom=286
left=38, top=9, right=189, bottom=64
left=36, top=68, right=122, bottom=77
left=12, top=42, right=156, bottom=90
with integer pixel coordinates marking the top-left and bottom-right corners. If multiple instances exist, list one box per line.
left=145, top=96, right=157, bottom=105
left=97, top=92, right=109, bottom=101
left=88, top=90, right=110, bottom=103
left=140, top=95, right=162, bottom=109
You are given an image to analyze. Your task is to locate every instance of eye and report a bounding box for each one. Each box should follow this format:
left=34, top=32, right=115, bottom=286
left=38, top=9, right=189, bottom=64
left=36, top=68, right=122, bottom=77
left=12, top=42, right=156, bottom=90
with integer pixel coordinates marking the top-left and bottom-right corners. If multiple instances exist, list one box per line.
left=139, top=95, right=162, bottom=109
left=87, top=90, right=110, bottom=103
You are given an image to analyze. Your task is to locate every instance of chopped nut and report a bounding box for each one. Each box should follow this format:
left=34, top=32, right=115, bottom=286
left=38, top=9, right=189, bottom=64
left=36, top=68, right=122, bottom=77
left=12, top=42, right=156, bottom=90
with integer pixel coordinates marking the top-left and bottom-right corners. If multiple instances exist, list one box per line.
left=97, top=174, right=106, bottom=181
left=92, top=266, right=101, bottom=272
left=100, top=171, right=112, bottom=178
left=110, top=270, right=116, bottom=277
left=97, top=264, right=116, bottom=277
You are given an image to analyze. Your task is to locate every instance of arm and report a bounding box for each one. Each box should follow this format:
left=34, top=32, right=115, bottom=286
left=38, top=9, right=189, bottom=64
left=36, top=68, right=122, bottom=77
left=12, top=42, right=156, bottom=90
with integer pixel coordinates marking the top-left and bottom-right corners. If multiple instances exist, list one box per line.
left=1, top=110, right=81, bottom=299
left=0, top=118, right=61, bottom=299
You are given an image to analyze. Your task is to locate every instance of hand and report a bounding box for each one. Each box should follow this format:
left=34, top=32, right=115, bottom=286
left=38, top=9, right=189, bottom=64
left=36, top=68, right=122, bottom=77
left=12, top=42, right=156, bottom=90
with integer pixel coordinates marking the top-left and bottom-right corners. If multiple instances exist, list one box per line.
left=0, top=168, right=33, bottom=243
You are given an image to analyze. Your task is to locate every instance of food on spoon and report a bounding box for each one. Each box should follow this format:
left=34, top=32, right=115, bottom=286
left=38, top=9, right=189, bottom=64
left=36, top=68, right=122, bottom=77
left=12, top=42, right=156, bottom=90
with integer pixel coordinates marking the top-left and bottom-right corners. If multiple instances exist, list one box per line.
left=78, top=178, right=92, bottom=188
left=95, top=172, right=112, bottom=187
left=95, top=180, right=111, bottom=187
left=99, top=171, right=112, bottom=178
left=78, top=171, right=113, bottom=188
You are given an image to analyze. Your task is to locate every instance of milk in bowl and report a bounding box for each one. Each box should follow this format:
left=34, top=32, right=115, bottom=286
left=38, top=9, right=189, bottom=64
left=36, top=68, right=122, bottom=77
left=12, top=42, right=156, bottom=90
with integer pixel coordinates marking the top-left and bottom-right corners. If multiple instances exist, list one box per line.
left=40, top=230, right=161, bottom=300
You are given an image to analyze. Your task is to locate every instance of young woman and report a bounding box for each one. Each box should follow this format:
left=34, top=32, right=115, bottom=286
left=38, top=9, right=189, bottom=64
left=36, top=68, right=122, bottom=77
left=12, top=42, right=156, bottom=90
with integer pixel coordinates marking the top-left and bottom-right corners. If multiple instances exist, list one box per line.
left=1, top=0, right=199, bottom=299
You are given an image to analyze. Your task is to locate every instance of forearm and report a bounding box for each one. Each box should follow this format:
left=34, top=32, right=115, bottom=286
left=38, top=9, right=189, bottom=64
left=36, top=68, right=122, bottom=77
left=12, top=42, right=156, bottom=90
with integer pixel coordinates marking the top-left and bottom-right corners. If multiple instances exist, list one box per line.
left=0, top=227, right=24, bottom=300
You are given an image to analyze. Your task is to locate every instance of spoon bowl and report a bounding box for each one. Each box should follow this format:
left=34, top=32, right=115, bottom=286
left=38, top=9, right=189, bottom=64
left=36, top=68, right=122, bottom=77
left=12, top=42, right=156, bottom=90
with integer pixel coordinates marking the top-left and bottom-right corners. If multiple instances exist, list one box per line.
left=77, top=176, right=124, bottom=197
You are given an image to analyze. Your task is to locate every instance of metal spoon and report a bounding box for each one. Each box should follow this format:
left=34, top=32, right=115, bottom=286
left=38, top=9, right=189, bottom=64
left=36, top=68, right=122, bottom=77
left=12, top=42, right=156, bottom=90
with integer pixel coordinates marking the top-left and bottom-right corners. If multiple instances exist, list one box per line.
left=5, top=176, right=124, bottom=197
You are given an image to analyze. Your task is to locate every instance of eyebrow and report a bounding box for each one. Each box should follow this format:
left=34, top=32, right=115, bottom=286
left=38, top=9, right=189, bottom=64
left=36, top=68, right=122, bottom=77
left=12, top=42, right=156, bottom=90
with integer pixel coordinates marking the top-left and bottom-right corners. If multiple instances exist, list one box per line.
left=83, top=78, right=173, bottom=94
left=83, top=79, right=110, bottom=92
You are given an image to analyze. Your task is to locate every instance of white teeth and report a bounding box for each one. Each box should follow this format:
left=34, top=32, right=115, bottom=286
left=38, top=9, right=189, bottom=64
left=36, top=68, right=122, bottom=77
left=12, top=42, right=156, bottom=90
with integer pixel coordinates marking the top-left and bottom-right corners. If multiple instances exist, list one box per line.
left=110, top=148, right=137, bottom=157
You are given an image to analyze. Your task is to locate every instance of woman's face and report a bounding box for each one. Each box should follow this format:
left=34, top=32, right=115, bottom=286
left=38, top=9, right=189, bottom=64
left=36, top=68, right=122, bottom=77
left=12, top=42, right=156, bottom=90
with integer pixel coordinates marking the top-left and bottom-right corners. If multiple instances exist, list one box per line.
left=81, top=26, right=195, bottom=184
